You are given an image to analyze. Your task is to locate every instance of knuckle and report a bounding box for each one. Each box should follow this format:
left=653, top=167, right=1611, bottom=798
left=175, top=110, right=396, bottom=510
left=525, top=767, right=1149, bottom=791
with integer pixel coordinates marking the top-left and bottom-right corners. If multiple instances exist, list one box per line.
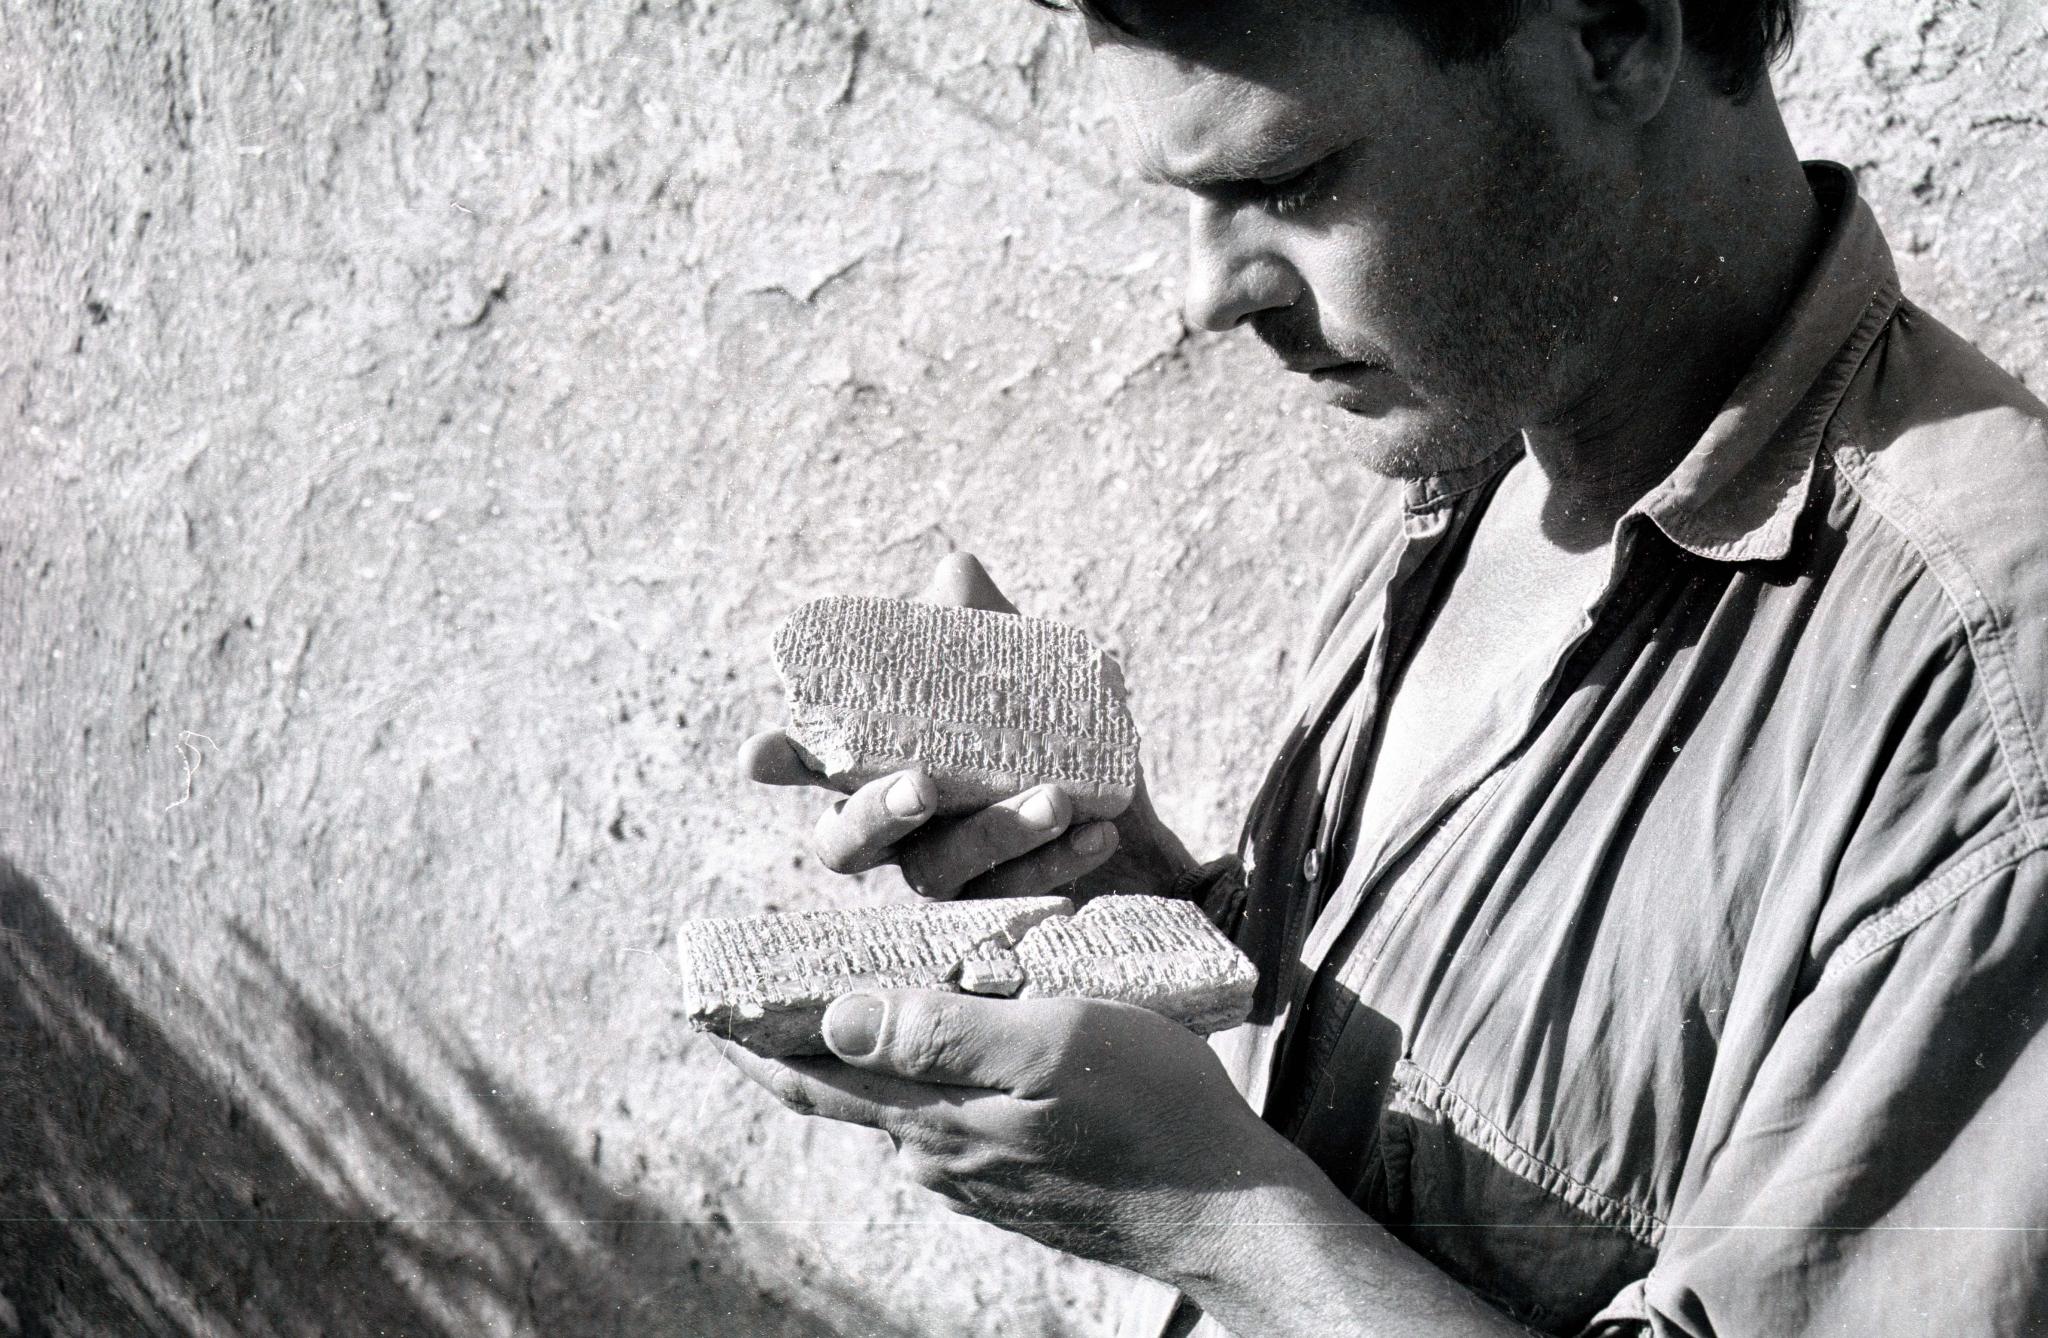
left=1037, top=1002, right=1098, bottom=1071
left=899, top=870, right=950, bottom=902
left=767, top=1070, right=818, bottom=1116
left=900, top=1148, right=955, bottom=1196
left=983, top=1102, right=1049, bottom=1151
left=941, top=815, right=1024, bottom=884
left=981, top=847, right=1069, bottom=899
left=811, top=830, right=859, bottom=875
left=887, top=1002, right=961, bottom=1081
left=813, top=803, right=886, bottom=875
left=986, top=804, right=1052, bottom=859
left=896, top=1121, right=959, bottom=1160
left=896, top=839, right=962, bottom=900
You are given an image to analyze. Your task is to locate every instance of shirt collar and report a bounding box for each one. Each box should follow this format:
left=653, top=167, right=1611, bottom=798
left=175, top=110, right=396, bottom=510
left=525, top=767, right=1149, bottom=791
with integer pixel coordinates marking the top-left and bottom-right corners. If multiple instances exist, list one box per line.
left=1400, top=162, right=1902, bottom=564
left=1635, top=162, right=1901, bottom=562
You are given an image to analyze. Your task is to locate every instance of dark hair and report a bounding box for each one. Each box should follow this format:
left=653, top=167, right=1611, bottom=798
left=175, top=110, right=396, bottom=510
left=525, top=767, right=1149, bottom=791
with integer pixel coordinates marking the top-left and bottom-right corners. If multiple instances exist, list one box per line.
left=1031, top=0, right=1799, bottom=101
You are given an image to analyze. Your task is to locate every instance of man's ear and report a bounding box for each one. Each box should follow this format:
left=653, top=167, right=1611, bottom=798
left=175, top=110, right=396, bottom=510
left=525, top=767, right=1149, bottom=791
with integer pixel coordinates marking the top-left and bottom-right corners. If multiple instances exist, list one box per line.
left=1550, top=0, right=1684, bottom=124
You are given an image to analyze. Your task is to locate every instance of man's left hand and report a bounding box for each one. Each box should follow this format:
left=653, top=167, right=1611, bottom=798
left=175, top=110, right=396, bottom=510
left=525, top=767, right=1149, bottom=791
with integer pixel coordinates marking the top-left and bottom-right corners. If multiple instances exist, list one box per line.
left=719, top=990, right=1294, bottom=1279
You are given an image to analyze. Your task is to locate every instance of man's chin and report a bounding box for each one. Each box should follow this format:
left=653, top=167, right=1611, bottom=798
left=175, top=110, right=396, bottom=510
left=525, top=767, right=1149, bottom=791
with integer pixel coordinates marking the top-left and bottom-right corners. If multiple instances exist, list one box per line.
left=1337, top=410, right=1514, bottom=481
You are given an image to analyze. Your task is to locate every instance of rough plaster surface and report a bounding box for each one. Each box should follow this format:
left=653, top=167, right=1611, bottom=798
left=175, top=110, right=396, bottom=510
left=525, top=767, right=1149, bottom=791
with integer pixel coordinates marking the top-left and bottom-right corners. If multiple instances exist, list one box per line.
left=2, top=2, right=2043, bottom=1333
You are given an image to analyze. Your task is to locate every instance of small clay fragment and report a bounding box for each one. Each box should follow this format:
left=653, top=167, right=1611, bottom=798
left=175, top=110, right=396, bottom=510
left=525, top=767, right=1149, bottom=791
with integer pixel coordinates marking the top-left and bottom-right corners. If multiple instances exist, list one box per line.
left=953, top=942, right=1027, bottom=998
left=774, top=595, right=1139, bottom=820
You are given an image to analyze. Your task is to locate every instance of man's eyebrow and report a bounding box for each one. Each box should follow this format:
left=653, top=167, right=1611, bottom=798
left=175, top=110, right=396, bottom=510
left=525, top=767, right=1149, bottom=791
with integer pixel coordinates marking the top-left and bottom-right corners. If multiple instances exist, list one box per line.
left=1136, top=138, right=1323, bottom=191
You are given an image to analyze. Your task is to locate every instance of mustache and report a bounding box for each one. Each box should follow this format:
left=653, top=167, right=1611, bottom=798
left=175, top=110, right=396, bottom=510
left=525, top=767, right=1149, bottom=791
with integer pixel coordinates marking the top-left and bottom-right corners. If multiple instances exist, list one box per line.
left=1249, top=312, right=1328, bottom=361
left=1249, top=312, right=1386, bottom=372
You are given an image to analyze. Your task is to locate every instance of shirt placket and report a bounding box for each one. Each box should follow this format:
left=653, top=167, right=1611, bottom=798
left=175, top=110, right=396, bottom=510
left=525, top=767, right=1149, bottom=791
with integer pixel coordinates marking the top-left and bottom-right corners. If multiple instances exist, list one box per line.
left=1233, top=483, right=1481, bottom=1104
left=1271, top=509, right=1667, bottom=1102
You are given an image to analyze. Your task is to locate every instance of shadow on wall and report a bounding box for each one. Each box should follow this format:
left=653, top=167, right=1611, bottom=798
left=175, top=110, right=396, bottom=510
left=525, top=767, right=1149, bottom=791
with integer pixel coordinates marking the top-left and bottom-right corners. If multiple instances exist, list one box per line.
left=0, top=859, right=913, bottom=1338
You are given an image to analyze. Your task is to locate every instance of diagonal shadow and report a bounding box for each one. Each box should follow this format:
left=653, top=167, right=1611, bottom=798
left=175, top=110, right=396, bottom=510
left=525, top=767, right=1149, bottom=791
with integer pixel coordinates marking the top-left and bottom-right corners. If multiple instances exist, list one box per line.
left=0, top=858, right=917, bottom=1337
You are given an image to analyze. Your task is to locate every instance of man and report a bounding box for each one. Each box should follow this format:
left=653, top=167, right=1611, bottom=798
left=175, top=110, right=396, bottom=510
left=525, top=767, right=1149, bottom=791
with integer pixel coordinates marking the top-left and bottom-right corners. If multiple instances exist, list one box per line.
left=728, top=0, right=2048, bottom=1332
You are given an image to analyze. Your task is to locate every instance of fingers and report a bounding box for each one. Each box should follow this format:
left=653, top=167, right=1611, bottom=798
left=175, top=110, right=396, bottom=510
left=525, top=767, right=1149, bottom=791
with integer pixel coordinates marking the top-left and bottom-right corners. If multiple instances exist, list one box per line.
left=951, top=820, right=1121, bottom=902
left=822, top=989, right=1121, bottom=1096
left=896, top=786, right=1079, bottom=900
left=719, top=1045, right=905, bottom=1126
left=922, top=552, right=1019, bottom=615
left=754, top=754, right=1116, bottom=894
left=738, top=729, right=822, bottom=788
left=718, top=1039, right=1007, bottom=1136
left=811, top=769, right=937, bottom=874
left=718, top=1042, right=833, bottom=1118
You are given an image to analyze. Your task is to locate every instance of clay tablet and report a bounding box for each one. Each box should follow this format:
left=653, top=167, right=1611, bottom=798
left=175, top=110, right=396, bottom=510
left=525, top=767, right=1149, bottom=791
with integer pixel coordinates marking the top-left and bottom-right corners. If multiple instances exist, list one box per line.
left=681, top=894, right=1256, bottom=1056
left=774, top=596, right=1139, bottom=820
left=681, top=897, right=1072, bottom=1056
left=1014, top=894, right=1259, bottom=1036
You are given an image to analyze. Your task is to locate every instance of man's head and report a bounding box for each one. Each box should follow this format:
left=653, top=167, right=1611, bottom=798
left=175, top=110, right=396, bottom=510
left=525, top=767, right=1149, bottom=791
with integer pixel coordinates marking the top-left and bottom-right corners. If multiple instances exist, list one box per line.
left=1038, top=0, right=1803, bottom=478
left=1038, top=0, right=1797, bottom=101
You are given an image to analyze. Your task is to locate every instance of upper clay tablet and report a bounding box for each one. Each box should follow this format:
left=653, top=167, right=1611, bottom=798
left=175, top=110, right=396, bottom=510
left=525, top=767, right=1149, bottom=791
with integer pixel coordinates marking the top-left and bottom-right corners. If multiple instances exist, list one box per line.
left=774, top=595, right=1140, bottom=820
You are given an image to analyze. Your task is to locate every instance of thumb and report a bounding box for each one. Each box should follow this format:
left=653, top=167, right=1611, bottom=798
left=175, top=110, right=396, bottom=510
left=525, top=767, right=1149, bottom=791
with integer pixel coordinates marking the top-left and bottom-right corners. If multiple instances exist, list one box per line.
left=921, top=552, right=1019, bottom=615
left=821, top=990, right=1066, bottom=1094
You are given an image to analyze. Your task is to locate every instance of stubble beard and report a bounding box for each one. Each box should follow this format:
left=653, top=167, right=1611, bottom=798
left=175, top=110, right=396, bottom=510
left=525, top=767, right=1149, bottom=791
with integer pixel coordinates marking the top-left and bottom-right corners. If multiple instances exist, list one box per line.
left=1337, top=76, right=1618, bottom=481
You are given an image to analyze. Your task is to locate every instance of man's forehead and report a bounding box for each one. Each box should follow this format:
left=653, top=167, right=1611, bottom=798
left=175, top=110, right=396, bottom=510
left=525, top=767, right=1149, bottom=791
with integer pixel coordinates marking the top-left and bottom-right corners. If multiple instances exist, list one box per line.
left=1095, top=37, right=1357, bottom=187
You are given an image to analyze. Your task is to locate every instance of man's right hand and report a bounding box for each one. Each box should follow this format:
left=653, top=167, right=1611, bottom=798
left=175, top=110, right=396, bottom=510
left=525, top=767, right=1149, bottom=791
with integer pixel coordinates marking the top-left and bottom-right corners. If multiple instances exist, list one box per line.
left=736, top=553, right=1198, bottom=904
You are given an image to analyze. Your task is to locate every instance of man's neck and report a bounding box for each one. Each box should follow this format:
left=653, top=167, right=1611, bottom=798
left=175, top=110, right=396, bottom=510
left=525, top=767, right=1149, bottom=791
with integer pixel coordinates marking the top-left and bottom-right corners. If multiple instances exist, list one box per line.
left=1520, top=86, right=1827, bottom=554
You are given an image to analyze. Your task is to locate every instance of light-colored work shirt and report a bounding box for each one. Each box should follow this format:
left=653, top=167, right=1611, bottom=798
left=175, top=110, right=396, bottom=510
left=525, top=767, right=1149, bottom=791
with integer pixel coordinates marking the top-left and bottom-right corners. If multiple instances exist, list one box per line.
left=1127, top=163, right=2048, bottom=1336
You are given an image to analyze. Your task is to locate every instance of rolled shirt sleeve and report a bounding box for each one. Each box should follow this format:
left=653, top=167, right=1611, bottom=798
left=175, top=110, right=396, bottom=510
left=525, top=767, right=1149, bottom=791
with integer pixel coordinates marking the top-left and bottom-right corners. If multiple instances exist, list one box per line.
left=1585, top=841, right=2048, bottom=1336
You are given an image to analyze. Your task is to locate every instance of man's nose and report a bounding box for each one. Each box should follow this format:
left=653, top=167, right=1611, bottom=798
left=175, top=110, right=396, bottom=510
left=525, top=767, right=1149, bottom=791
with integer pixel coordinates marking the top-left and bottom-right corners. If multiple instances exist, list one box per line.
left=1182, top=200, right=1299, bottom=333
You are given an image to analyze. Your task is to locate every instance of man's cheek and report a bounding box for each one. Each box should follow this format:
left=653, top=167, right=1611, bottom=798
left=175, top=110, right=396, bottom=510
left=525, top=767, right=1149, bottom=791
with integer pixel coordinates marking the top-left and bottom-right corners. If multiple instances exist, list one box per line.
left=1298, top=249, right=1390, bottom=340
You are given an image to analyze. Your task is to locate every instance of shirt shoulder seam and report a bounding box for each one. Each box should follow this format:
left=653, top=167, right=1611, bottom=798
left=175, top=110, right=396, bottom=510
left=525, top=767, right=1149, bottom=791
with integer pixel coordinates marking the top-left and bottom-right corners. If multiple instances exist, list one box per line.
left=1827, top=430, right=2047, bottom=839
left=1825, top=825, right=2048, bottom=976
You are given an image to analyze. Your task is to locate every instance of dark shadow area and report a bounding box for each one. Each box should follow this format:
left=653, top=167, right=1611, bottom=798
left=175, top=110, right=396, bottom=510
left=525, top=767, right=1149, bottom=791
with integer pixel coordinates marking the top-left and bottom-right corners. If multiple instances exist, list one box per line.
left=1266, top=975, right=1646, bottom=1338
left=0, top=860, right=918, bottom=1337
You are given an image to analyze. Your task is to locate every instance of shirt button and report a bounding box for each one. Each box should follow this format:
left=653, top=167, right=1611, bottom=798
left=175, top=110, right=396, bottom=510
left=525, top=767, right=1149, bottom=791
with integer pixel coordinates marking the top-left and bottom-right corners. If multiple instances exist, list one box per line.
left=1302, top=849, right=1322, bottom=884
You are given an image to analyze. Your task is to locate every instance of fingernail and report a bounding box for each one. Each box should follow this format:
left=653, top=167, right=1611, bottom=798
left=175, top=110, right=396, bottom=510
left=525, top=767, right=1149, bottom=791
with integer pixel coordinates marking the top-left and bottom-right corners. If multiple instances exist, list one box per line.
left=824, top=994, right=885, bottom=1057
left=887, top=775, right=930, bottom=818
left=1073, top=822, right=1115, bottom=855
left=1018, top=788, right=1062, bottom=830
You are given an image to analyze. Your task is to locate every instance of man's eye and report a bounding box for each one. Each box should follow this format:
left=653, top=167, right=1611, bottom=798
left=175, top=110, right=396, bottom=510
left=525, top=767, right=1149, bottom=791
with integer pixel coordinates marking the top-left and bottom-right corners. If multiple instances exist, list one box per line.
left=1255, top=164, right=1326, bottom=216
